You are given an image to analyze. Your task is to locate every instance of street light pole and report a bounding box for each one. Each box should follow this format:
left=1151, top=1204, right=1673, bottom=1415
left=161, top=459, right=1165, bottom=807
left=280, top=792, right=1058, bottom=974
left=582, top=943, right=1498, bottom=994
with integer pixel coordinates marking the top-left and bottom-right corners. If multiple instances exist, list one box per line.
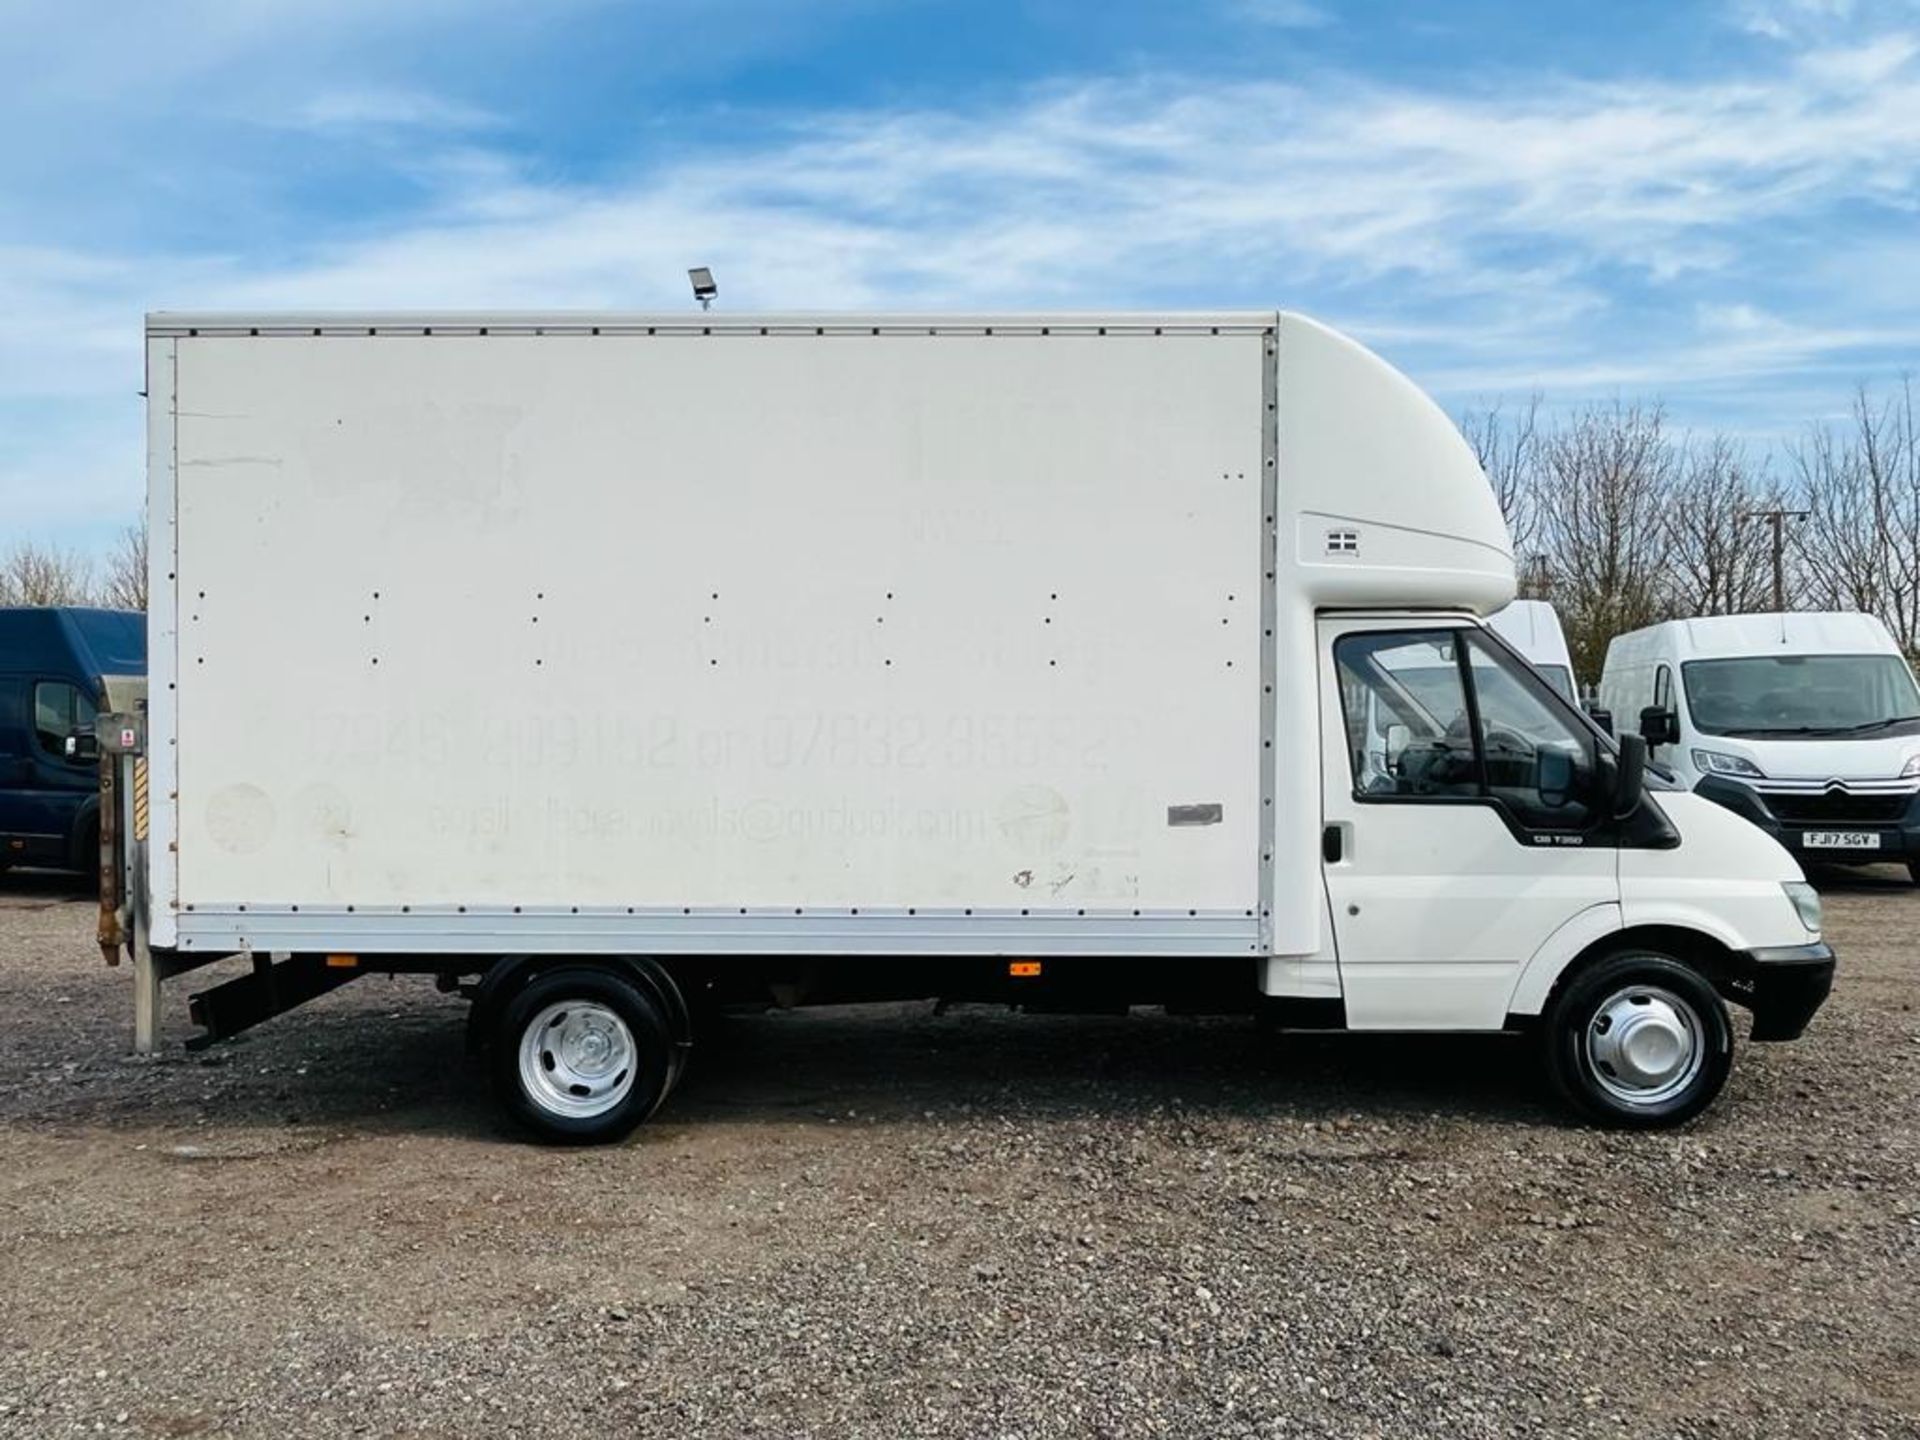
left=1744, top=507, right=1809, bottom=612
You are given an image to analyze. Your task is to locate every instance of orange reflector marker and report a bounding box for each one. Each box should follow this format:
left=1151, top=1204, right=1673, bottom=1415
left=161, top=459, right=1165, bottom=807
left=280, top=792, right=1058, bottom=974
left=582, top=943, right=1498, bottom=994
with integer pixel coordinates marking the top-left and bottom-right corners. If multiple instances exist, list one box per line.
left=325, top=954, right=360, bottom=969
left=1009, top=961, right=1042, bottom=978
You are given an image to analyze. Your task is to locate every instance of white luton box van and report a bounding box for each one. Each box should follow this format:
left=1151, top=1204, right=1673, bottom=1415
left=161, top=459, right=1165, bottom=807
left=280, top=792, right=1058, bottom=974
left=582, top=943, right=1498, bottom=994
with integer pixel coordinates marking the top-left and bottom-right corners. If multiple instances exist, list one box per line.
left=1601, top=611, right=1920, bottom=882
left=106, top=309, right=1832, bottom=1141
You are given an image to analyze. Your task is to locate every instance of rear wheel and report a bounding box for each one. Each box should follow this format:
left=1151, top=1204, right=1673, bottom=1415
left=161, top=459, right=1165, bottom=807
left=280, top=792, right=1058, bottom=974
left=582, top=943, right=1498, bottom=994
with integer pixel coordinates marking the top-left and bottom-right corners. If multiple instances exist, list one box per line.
left=1542, top=950, right=1733, bottom=1128
left=493, top=967, right=676, bottom=1144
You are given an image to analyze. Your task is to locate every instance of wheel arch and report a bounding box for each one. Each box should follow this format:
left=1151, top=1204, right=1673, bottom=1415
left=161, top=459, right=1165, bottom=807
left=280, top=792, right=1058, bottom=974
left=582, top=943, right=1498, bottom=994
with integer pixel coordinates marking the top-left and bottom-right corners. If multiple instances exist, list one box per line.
left=1509, top=920, right=1747, bottom=1027
left=67, top=792, right=101, bottom=870
left=468, top=955, right=694, bottom=1058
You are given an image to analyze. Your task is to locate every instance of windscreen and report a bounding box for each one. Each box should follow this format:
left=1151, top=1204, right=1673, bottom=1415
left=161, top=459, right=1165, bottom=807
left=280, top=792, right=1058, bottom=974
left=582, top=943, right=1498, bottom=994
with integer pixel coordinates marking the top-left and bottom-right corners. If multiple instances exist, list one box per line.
left=1683, top=653, right=1920, bottom=737
left=1367, top=653, right=1575, bottom=747
left=1536, top=663, right=1577, bottom=705
left=65, top=609, right=147, bottom=676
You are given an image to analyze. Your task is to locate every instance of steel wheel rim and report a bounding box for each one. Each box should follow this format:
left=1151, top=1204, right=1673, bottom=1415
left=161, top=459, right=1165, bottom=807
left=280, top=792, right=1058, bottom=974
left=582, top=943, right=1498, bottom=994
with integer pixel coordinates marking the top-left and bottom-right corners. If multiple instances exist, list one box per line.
left=1584, top=983, right=1705, bottom=1107
left=517, top=1000, right=638, bottom=1120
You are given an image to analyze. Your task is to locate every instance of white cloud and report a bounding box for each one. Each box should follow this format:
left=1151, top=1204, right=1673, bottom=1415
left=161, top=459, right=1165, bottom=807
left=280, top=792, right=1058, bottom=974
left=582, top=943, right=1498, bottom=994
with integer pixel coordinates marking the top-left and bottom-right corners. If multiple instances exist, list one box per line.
left=140, top=37, right=1915, bottom=326
left=1797, top=32, right=1920, bottom=82
left=1733, top=0, right=1860, bottom=41
left=6, top=6, right=1920, bottom=542
left=1424, top=317, right=1919, bottom=397
left=291, top=88, right=501, bottom=136
left=1697, top=301, right=1787, bottom=335
left=1230, top=0, right=1333, bottom=28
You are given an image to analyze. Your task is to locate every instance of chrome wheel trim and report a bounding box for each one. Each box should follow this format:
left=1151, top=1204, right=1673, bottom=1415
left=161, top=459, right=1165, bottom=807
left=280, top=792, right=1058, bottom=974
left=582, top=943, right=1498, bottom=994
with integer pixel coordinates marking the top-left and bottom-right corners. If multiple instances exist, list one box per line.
left=1584, top=983, right=1705, bottom=1108
left=517, top=1000, right=638, bottom=1120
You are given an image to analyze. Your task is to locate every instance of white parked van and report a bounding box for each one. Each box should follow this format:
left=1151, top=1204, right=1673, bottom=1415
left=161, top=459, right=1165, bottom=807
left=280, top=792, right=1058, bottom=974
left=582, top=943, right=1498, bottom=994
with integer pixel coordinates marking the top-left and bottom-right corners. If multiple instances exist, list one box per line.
left=1486, top=600, right=1577, bottom=704
left=1600, top=612, right=1920, bottom=880
left=95, top=309, right=1834, bottom=1141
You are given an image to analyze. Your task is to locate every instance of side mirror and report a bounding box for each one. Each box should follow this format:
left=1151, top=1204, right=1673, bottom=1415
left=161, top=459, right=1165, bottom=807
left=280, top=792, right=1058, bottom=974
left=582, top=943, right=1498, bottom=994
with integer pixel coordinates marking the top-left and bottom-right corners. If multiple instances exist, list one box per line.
left=64, top=730, right=100, bottom=764
left=1585, top=703, right=1614, bottom=737
left=1383, top=722, right=1410, bottom=770
left=1638, top=705, right=1679, bottom=748
left=1537, top=748, right=1574, bottom=809
left=1612, top=732, right=1648, bottom=820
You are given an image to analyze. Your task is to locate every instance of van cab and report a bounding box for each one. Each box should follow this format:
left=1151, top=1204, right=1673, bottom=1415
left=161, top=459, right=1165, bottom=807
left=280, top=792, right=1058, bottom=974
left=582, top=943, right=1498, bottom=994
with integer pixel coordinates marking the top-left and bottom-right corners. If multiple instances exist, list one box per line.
left=1599, top=612, right=1920, bottom=881
left=0, top=607, right=146, bottom=872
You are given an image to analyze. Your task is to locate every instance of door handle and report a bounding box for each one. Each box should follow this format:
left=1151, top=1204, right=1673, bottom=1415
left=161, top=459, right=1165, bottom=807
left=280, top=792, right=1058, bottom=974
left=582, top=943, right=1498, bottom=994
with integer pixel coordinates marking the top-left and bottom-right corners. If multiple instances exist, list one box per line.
left=1322, top=824, right=1343, bottom=863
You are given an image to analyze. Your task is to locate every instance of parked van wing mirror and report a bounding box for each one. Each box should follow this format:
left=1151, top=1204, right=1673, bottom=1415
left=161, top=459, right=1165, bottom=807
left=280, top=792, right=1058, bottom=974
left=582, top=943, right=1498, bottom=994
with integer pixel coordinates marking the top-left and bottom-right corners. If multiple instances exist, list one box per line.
left=1612, top=733, right=1649, bottom=820
left=65, top=730, right=99, bottom=764
left=1638, top=705, right=1679, bottom=748
left=1586, top=703, right=1614, bottom=736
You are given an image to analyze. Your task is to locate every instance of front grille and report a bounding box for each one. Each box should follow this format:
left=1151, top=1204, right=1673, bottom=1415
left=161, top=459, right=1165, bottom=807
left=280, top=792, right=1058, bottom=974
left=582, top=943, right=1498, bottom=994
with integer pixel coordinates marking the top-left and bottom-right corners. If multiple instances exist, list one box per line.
left=1762, top=790, right=1911, bottom=825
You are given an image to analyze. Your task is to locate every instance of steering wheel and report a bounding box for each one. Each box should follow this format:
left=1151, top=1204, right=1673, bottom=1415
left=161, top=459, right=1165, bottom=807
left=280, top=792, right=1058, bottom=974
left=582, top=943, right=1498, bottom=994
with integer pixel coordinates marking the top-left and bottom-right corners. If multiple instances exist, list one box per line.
left=1483, top=726, right=1531, bottom=756
left=1400, top=738, right=1473, bottom=792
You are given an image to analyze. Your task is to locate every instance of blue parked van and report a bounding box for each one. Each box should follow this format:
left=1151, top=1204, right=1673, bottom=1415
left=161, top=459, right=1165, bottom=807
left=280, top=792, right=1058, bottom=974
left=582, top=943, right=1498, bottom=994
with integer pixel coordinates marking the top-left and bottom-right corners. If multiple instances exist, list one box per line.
left=0, top=607, right=146, bottom=872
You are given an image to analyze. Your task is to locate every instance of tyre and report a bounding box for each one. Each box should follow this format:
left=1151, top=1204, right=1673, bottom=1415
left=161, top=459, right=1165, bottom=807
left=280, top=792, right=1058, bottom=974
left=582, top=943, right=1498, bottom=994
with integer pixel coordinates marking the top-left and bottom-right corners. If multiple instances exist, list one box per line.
left=1542, top=950, right=1733, bottom=1128
left=1906, top=858, right=1920, bottom=888
left=73, top=818, right=99, bottom=875
left=492, top=966, right=677, bottom=1144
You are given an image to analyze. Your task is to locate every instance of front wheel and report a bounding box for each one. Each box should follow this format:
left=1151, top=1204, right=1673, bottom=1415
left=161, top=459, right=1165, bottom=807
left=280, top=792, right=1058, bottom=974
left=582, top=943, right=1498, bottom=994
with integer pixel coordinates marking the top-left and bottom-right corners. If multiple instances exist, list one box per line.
left=492, top=967, right=677, bottom=1144
left=1542, top=951, right=1733, bottom=1128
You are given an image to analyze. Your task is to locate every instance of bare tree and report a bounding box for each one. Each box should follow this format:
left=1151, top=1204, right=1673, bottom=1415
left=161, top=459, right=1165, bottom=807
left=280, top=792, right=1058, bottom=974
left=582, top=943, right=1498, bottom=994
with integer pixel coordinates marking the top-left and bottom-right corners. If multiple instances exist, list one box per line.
left=0, top=541, right=94, bottom=606
left=1464, top=383, right=1920, bottom=669
left=1791, top=380, right=1920, bottom=649
left=1662, top=436, right=1787, bottom=616
left=99, top=521, right=148, bottom=611
left=1460, top=394, right=1543, bottom=574
left=1533, top=402, right=1677, bottom=681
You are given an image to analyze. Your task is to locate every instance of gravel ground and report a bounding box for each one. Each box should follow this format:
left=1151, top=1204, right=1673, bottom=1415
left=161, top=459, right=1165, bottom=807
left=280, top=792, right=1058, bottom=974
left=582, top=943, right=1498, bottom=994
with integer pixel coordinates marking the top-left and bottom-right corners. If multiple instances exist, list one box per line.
left=0, top=870, right=1915, bottom=1439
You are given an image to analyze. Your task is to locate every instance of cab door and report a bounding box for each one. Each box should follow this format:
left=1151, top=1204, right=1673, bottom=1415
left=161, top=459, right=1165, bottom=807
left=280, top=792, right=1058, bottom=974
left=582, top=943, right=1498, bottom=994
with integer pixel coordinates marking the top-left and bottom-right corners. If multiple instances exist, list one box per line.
left=1317, top=620, right=1620, bottom=1030
left=0, top=677, right=98, bottom=865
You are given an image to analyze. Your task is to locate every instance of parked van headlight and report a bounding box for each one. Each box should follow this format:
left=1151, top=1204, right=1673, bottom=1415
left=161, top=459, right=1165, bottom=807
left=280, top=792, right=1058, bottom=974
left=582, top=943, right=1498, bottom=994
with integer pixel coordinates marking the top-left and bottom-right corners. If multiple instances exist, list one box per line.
left=1783, top=881, right=1822, bottom=934
left=1901, top=754, right=1920, bottom=778
left=1693, top=749, right=1765, bottom=779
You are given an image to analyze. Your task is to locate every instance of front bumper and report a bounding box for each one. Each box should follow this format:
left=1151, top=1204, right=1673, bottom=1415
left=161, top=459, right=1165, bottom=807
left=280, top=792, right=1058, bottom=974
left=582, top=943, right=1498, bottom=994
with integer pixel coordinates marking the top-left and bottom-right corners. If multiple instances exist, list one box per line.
left=1719, top=941, right=1836, bottom=1042
left=1695, top=775, right=1920, bottom=865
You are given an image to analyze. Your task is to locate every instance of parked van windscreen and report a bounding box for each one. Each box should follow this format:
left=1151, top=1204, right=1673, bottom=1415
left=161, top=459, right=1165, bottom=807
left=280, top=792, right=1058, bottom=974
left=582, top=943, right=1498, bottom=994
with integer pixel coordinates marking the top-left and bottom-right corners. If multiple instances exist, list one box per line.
left=1683, top=654, right=1920, bottom=737
left=68, top=609, right=145, bottom=673
left=1536, top=664, right=1576, bottom=705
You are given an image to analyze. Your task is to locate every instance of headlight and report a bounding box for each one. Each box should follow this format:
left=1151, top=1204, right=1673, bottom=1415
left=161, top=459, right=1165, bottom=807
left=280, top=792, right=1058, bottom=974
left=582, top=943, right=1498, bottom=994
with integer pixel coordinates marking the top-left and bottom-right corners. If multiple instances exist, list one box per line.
left=1783, top=881, right=1822, bottom=934
left=1901, top=754, right=1920, bottom=779
left=1693, top=749, right=1765, bottom=779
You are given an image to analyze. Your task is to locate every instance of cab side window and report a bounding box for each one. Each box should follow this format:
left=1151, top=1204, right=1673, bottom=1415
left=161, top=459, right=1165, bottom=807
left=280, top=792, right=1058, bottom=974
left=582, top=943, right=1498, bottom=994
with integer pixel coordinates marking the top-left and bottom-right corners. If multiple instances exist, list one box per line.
left=33, top=681, right=95, bottom=763
left=1335, top=629, right=1598, bottom=831
left=1334, top=632, right=1480, bottom=800
left=1465, top=636, right=1597, bottom=830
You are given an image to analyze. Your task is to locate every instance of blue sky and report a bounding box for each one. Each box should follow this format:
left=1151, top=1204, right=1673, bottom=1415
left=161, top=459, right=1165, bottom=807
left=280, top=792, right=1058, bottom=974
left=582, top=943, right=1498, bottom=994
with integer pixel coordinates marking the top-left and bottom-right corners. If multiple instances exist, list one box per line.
left=4, top=0, right=1918, bottom=552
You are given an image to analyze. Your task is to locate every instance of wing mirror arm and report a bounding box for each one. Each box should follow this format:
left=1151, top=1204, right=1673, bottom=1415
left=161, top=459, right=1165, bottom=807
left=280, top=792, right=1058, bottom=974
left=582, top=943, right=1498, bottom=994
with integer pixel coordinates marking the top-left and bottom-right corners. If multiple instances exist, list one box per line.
left=1611, top=732, right=1649, bottom=821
